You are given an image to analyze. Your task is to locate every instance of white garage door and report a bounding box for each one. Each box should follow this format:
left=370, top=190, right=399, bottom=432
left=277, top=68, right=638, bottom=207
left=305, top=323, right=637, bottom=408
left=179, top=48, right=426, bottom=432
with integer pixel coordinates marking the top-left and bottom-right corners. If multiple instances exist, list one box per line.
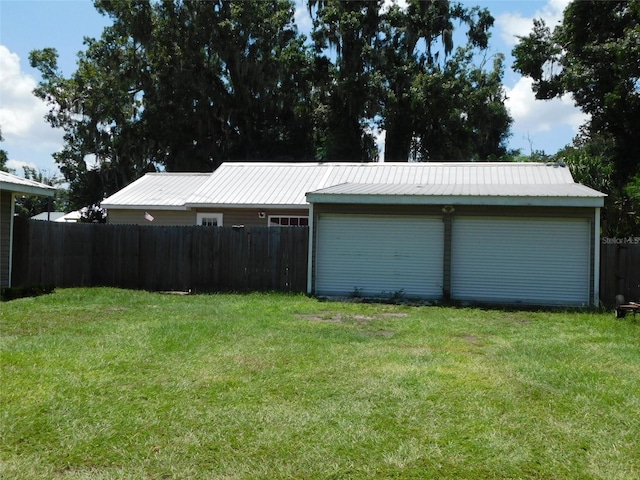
left=451, top=217, right=591, bottom=306
left=315, top=214, right=444, bottom=299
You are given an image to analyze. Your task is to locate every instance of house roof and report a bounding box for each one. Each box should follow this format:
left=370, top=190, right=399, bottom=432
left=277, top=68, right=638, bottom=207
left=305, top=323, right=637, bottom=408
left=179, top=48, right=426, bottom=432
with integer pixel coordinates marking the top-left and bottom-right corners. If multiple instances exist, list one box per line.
left=101, top=162, right=606, bottom=210
left=0, top=170, right=56, bottom=197
left=101, top=172, right=212, bottom=210
left=31, top=212, right=67, bottom=221
left=186, top=161, right=606, bottom=208
left=30, top=210, right=82, bottom=222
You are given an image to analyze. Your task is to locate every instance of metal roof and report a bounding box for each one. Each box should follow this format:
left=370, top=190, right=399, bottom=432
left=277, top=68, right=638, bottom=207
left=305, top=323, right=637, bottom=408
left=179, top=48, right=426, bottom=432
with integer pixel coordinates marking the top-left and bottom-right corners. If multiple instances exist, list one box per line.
left=0, top=170, right=56, bottom=196
left=102, top=173, right=212, bottom=210
left=186, top=162, right=603, bottom=208
left=306, top=182, right=606, bottom=207
left=101, top=162, right=606, bottom=210
left=186, top=163, right=332, bottom=208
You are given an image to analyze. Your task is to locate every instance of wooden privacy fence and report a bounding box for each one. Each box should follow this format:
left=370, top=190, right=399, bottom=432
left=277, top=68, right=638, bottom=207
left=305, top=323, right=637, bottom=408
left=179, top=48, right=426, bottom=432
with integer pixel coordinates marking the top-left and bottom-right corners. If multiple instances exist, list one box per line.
left=12, top=218, right=309, bottom=293
left=11, top=218, right=640, bottom=306
left=600, top=241, right=640, bottom=307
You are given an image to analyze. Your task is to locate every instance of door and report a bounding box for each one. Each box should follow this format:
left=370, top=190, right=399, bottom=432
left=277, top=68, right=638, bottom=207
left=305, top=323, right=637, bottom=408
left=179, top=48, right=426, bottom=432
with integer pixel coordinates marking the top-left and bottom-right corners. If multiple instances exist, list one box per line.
left=314, top=214, right=444, bottom=299
left=451, top=217, right=591, bottom=306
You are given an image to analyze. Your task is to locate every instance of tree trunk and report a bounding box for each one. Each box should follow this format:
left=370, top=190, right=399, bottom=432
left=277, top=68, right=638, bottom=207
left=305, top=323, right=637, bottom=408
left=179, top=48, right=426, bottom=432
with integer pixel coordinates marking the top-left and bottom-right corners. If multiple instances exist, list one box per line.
left=383, top=112, right=413, bottom=162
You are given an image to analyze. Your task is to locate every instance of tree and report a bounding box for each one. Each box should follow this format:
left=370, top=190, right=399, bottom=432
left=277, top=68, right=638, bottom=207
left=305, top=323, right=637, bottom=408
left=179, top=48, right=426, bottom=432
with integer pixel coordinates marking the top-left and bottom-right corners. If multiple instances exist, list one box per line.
left=30, top=0, right=316, bottom=207
left=307, top=0, right=383, bottom=161
left=512, top=0, right=640, bottom=185
left=31, top=0, right=513, bottom=208
left=377, top=1, right=510, bottom=161
left=553, top=134, right=638, bottom=236
left=309, top=0, right=511, bottom=161
left=13, top=167, right=68, bottom=218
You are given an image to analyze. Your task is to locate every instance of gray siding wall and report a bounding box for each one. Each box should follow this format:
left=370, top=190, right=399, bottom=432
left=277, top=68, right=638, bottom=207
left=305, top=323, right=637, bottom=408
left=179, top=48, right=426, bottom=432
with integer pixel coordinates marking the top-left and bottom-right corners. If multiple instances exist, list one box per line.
left=107, top=209, right=196, bottom=226
left=107, top=207, right=309, bottom=227
left=1, top=191, right=12, bottom=289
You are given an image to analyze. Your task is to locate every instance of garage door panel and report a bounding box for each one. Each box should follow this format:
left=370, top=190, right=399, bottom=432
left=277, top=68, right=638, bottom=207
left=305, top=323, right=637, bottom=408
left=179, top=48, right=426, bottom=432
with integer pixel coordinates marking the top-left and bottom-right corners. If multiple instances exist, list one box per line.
left=315, top=214, right=443, bottom=299
left=451, top=217, right=590, bottom=306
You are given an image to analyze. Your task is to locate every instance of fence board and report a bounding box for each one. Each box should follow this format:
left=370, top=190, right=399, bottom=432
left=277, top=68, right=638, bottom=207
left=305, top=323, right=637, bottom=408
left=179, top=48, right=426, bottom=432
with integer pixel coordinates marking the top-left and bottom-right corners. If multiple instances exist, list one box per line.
left=11, top=219, right=309, bottom=293
left=600, top=242, right=640, bottom=307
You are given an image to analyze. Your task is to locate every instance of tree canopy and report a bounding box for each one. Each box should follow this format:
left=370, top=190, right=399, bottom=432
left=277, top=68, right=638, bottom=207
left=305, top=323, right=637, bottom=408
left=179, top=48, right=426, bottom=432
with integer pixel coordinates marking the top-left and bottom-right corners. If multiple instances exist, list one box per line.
left=513, top=0, right=640, bottom=235
left=513, top=0, right=640, bottom=184
left=30, top=0, right=511, bottom=208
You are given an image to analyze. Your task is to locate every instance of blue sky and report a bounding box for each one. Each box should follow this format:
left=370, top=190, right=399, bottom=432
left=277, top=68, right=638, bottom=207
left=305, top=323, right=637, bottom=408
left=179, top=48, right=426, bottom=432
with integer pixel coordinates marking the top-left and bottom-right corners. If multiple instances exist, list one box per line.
left=0, top=0, right=585, bottom=176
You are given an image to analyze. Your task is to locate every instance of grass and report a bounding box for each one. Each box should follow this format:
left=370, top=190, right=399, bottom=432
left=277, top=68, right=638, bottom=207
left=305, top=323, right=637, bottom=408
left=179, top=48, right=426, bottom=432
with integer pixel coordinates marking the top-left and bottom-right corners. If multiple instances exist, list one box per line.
left=1, top=288, right=639, bottom=479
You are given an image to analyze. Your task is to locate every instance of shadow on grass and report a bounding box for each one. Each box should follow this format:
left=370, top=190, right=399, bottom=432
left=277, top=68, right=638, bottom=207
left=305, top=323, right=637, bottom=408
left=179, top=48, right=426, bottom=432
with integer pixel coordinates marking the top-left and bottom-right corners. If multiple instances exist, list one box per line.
left=1, top=285, right=55, bottom=302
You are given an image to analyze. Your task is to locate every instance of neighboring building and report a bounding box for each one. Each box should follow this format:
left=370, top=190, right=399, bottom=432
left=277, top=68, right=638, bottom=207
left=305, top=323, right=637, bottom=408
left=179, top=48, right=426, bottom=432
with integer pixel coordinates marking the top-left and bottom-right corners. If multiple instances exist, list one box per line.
left=101, top=162, right=605, bottom=306
left=31, top=212, right=66, bottom=222
left=1, top=171, right=56, bottom=292
left=31, top=211, right=81, bottom=222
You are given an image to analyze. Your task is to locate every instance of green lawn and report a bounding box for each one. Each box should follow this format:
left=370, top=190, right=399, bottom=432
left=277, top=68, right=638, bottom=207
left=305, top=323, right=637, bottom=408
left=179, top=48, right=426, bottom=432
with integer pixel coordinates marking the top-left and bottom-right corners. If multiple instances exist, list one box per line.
left=1, top=288, right=639, bottom=479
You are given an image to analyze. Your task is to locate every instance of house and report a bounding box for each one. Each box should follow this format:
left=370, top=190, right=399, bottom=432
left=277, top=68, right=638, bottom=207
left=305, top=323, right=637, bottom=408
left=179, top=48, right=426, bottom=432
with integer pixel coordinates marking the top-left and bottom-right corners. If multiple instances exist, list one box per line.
left=102, top=164, right=335, bottom=226
left=102, top=162, right=605, bottom=306
left=1, top=170, right=56, bottom=292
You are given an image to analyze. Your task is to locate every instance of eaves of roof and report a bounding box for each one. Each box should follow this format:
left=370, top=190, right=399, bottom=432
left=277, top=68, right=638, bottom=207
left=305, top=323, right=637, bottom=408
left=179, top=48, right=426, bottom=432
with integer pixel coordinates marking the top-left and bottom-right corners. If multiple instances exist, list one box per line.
left=0, top=171, right=56, bottom=197
left=306, top=183, right=606, bottom=208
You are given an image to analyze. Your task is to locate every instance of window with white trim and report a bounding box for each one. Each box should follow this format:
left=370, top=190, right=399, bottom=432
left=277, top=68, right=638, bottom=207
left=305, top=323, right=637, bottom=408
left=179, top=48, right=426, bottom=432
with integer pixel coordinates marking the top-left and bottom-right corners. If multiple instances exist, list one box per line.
left=268, top=215, right=309, bottom=227
left=196, top=213, right=223, bottom=226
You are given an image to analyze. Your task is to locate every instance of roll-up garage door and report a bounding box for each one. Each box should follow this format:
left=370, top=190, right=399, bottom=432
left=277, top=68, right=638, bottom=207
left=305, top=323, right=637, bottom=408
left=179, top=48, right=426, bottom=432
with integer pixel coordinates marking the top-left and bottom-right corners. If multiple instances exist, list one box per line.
left=451, top=217, right=591, bottom=306
left=315, top=214, right=444, bottom=299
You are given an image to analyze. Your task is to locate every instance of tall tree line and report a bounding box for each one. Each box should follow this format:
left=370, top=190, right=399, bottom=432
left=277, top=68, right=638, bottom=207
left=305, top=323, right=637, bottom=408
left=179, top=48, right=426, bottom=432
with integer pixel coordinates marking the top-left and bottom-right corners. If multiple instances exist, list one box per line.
left=30, top=0, right=511, bottom=208
left=513, top=0, right=640, bottom=235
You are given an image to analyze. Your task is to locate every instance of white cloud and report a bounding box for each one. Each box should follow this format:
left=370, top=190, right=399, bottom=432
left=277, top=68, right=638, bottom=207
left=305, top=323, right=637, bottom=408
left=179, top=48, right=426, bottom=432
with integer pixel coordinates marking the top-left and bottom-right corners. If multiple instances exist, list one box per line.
left=496, top=0, right=570, bottom=46
left=505, top=76, right=588, bottom=147
left=6, top=158, right=37, bottom=173
left=0, top=45, right=63, bottom=170
left=1, top=46, right=45, bottom=138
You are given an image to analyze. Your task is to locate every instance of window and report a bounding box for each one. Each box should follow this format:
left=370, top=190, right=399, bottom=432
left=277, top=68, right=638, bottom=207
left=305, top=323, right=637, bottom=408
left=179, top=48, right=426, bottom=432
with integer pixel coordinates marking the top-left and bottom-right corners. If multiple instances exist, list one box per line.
left=268, top=215, right=309, bottom=227
left=196, top=213, right=223, bottom=226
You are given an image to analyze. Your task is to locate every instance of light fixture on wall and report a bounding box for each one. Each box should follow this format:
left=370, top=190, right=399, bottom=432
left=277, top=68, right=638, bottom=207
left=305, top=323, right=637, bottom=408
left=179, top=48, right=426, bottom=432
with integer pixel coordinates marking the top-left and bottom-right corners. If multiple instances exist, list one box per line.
left=442, top=205, right=455, bottom=214
left=258, top=212, right=266, bottom=218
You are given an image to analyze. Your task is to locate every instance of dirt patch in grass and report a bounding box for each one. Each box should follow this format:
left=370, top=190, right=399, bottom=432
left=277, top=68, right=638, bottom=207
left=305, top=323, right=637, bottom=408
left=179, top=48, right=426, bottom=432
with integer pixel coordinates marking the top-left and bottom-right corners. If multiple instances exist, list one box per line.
left=456, top=333, right=482, bottom=345
left=365, top=330, right=395, bottom=337
left=297, top=312, right=408, bottom=338
left=297, top=312, right=408, bottom=323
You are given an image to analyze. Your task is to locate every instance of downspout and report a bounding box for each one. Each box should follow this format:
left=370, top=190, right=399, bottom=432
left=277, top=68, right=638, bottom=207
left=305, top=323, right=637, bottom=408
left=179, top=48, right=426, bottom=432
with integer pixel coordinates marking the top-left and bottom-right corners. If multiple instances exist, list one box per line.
left=307, top=202, right=314, bottom=295
left=593, top=207, right=601, bottom=307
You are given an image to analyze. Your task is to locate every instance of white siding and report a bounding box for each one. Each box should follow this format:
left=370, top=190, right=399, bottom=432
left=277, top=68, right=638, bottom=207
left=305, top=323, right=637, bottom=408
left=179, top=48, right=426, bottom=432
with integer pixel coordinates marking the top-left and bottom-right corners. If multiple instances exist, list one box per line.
left=315, top=214, right=444, bottom=299
left=451, top=217, right=591, bottom=306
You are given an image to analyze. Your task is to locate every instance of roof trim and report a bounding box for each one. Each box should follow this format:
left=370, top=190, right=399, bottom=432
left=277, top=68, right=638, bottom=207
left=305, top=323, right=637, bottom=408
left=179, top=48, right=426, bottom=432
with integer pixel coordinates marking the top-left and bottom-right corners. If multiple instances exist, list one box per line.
left=101, top=204, right=189, bottom=211
left=185, top=203, right=309, bottom=210
left=305, top=192, right=605, bottom=208
left=0, top=171, right=57, bottom=197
